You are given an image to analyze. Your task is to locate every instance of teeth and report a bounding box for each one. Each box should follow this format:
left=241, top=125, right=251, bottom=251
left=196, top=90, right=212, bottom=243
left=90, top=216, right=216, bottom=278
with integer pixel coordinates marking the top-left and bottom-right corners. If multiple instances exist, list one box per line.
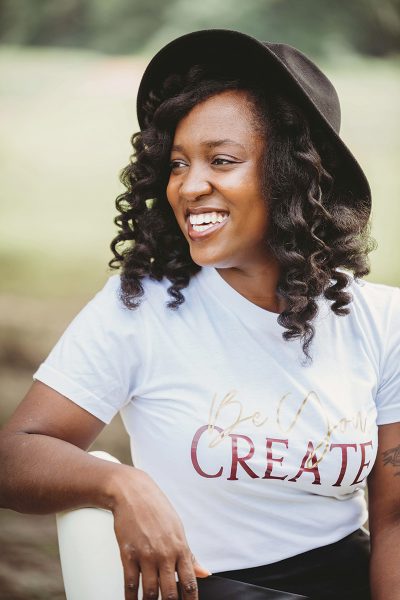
left=193, top=223, right=216, bottom=232
left=189, top=211, right=228, bottom=225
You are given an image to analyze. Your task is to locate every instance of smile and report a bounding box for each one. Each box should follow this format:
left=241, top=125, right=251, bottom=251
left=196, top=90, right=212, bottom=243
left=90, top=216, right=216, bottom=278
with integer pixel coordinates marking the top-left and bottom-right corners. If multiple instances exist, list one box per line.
left=187, top=213, right=229, bottom=240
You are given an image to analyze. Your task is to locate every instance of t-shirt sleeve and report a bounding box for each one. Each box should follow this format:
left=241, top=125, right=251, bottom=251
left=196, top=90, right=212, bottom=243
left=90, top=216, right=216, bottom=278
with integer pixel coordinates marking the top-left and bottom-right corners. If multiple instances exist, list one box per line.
left=375, top=286, right=400, bottom=425
left=33, top=275, right=146, bottom=424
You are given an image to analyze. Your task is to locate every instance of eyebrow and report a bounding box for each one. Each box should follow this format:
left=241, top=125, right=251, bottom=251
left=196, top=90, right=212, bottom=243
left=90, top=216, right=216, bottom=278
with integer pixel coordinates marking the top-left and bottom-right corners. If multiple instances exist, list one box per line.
left=171, top=139, right=246, bottom=152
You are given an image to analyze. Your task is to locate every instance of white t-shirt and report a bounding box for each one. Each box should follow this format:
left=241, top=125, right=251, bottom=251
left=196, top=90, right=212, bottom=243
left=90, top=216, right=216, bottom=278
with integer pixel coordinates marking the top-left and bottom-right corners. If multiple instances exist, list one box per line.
left=33, top=266, right=400, bottom=572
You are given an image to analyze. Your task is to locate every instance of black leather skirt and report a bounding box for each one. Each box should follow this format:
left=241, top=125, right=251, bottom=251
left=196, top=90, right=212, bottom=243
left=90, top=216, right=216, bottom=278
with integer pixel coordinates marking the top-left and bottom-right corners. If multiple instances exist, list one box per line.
left=192, top=529, right=371, bottom=600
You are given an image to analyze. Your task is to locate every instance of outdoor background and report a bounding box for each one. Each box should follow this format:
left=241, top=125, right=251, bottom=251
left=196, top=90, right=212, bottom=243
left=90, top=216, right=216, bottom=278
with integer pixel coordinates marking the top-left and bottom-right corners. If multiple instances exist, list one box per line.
left=0, top=1, right=399, bottom=598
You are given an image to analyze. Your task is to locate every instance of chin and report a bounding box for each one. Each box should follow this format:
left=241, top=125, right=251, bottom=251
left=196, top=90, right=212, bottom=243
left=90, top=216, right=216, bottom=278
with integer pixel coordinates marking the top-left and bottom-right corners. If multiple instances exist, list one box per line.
left=190, top=254, right=233, bottom=269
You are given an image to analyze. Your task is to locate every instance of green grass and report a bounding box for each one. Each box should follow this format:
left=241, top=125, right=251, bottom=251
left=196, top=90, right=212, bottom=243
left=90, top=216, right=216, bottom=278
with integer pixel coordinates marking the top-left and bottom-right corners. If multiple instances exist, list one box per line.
left=0, top=46, right=399, bottom=299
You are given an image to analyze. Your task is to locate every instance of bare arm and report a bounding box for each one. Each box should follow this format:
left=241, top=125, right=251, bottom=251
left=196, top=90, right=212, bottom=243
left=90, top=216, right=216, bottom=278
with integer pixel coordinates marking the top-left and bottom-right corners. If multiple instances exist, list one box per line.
left=0, top=380, right=125, bottom=513
left=368, top=422, right=400, bottom=600
left=0, top=381, right=210, bottom=599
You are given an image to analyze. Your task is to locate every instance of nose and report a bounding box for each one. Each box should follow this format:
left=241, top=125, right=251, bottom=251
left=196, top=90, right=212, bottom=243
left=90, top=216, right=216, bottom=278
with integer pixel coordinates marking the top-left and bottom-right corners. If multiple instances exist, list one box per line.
left=179, top=163, right=213, bottom=201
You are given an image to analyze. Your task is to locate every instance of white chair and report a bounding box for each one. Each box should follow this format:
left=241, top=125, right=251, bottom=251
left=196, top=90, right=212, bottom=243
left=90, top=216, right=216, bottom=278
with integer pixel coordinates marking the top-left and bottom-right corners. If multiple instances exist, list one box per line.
left=56, top=451, right=152, bottom=600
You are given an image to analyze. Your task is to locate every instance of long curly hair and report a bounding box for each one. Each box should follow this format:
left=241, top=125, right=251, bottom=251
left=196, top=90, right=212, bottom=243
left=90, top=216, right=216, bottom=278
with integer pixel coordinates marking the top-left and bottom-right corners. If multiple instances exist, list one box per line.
left=109, top=63, right=376, bottom=365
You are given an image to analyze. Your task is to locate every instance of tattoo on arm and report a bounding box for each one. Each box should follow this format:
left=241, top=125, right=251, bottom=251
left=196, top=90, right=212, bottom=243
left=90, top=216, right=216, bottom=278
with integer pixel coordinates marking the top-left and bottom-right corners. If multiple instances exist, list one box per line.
left=382, top=445, right=400, bottom=476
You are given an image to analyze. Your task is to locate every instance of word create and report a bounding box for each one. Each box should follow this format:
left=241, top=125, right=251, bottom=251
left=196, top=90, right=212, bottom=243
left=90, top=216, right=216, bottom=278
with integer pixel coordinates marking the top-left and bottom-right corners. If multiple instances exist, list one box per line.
left=191, top=425, right=373, bottom=487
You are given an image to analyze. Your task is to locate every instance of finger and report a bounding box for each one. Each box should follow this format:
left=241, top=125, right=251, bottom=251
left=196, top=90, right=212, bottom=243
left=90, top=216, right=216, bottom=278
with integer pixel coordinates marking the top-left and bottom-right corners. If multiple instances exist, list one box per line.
left=190, top=551, right=211, bottom=578
left=158, top=560, right=180, bottom=599
left=176, top=553, right=199, bottom=599
left=120, top=556, right=140, bottom=600
left=140, top=561, right=161, bottom=600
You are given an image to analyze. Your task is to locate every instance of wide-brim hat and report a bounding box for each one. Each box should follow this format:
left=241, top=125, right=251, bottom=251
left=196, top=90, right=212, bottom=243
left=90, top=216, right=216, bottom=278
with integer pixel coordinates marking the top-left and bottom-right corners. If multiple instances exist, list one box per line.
left=136, top=28, right=371, bottom=221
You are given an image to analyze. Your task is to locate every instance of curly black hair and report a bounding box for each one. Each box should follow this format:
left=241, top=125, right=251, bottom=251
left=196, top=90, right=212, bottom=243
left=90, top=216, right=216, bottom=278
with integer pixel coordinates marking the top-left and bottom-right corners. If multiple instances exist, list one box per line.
left=109, top=63, right=376, bottom=365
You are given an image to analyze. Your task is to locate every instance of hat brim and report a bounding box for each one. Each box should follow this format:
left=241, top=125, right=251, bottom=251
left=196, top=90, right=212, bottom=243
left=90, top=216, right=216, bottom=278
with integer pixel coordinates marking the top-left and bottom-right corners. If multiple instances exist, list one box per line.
left=136, top=29, right=371, bottom=219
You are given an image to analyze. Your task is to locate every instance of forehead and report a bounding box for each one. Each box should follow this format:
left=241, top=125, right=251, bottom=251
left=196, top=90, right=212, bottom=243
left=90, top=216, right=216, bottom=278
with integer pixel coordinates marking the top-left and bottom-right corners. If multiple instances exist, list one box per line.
left=173, top=89, right=261, bottom=146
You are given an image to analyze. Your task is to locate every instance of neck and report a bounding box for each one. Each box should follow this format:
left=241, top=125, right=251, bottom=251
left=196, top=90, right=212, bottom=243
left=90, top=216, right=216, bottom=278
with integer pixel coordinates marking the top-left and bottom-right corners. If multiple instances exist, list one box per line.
left=215, top=259, right=286, bottom=314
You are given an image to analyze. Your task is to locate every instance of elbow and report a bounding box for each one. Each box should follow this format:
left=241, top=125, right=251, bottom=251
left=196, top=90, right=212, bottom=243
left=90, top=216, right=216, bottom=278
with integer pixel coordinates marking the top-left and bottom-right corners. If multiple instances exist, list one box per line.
left=0, top=429, right=27, bottom=509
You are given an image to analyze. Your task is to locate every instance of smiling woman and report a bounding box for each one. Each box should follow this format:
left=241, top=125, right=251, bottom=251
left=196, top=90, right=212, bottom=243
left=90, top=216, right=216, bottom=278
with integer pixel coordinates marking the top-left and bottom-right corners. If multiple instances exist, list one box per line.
left=166, top=89, right=281, bottom=310
left=1, top=28, right=400, bottom=600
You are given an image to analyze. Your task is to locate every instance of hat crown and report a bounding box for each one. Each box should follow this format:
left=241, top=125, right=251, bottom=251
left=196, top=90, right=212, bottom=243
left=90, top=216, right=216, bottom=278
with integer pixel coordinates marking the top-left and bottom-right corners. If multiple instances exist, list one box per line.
left=264, top=42, right=341, bottom=133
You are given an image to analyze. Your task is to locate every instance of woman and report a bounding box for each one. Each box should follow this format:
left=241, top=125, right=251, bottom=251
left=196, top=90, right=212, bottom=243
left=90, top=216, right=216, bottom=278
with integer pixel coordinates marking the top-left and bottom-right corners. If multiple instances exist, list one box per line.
left=0, top=29, right=399, bottom=600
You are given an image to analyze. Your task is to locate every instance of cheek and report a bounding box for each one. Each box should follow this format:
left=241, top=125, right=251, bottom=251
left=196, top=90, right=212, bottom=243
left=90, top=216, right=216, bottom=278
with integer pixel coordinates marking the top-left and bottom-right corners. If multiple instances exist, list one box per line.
left=166, top=177, right=177, bottom=208
left=166, top=180, right=186, bottom=232
left=246, top=197, right=269, bottom=236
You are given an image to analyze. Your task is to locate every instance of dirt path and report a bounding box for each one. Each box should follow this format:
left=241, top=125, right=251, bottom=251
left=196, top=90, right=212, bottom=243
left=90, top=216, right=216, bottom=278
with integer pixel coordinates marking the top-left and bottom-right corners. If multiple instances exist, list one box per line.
left=0, top=509, right=65, bottom=599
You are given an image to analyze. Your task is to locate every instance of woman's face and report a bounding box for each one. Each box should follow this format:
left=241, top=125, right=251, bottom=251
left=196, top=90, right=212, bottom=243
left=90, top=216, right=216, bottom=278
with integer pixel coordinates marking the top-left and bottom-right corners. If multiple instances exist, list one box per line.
left=166, top=89, right=272, bottom=270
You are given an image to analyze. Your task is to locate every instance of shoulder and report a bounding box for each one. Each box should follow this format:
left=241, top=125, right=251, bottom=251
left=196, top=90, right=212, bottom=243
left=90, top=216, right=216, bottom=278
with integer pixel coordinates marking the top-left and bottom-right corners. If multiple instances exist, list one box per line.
left=90, top=272, right=172, bottom=310
left=317, top=270, right=399, bottom=346
left=347, top=272, right=399, bottom=305
left=344, top=272, right=399, bottom=324
left=327, top=271, right=400, bottom=353
left=86, top=271, right=190, bottom=326
left=45, top=272, right=175, bottom=360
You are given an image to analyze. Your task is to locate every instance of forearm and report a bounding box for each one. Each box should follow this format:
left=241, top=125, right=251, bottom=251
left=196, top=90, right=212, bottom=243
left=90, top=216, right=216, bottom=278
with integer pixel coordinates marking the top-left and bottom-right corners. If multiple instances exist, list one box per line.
left=0, top=431, right=140, bottom=514
left=370, top=522, right=400, bottom=600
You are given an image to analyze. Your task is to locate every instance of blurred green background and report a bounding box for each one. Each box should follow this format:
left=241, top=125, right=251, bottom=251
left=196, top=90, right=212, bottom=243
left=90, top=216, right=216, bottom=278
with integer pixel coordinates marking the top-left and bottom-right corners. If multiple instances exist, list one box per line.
left=0, top=1, right=399, bottom=598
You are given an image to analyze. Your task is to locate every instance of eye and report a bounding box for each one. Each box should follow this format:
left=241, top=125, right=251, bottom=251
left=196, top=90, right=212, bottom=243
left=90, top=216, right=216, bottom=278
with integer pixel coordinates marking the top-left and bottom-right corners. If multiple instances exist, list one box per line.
left=169, top=159, right=187, bottom=170
left=212, top=157, right=238, bottom=166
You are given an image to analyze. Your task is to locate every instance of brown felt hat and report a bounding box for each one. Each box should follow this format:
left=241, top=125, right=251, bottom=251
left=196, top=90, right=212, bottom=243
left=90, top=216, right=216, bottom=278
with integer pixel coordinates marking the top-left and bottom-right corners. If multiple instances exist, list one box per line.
left=136, top=28, right=371, bottom=221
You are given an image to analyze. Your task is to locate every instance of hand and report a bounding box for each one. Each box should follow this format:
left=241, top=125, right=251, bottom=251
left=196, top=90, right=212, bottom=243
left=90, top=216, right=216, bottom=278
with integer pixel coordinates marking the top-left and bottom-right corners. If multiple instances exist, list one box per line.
left=111, top=465, right=211, bottom=599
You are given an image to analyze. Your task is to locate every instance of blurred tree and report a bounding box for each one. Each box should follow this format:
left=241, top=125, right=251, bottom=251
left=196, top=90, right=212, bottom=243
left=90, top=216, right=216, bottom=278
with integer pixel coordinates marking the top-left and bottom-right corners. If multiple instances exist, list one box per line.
left=0, top=0, right=399, bottom=57
left=84, top=0, right=170, bottom=53
left=0, top=0, right=91, bottom=47
left=0, top=0, right=169, bottom=53
left=153, top=0, right=400, bottom=58
left=346, top=0, right=400, bottom=56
